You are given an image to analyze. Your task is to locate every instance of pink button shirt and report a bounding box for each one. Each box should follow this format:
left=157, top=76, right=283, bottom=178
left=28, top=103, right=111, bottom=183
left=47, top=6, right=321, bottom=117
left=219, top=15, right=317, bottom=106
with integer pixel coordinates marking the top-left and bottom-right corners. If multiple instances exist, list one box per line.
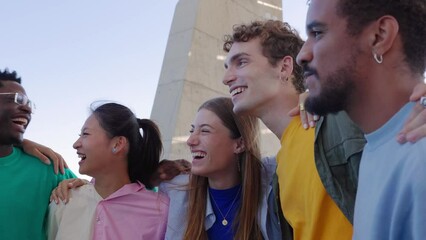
left=92, top=182, right=169, bottom=240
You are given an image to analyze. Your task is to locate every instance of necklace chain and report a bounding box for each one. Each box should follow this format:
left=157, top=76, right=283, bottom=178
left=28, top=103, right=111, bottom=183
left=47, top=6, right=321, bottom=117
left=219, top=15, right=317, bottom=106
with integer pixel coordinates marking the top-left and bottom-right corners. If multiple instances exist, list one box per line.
left=209, top=186, right=242, bottom=226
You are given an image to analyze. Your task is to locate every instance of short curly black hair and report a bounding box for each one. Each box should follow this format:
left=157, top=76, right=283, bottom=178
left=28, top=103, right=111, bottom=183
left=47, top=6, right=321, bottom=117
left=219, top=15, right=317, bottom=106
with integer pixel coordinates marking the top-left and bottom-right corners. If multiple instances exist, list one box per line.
left=223, top=20, right=306, bottom=94
left=0, top=69, right=21, bottom=87
left=336, top=0, right=426, bottom=75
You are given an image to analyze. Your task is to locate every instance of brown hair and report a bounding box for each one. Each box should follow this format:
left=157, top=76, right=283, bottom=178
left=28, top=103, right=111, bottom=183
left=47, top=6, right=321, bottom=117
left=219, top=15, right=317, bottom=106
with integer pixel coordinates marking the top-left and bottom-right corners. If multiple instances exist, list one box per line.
left=223, top=20, right=305, bottom=93
left=183, top=97, right=263, bottom=240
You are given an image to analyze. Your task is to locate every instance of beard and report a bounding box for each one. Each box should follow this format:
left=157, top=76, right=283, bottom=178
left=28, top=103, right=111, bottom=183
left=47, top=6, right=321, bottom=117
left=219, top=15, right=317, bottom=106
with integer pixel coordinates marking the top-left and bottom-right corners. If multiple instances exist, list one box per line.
left=304, top=62, right=357, bottom=116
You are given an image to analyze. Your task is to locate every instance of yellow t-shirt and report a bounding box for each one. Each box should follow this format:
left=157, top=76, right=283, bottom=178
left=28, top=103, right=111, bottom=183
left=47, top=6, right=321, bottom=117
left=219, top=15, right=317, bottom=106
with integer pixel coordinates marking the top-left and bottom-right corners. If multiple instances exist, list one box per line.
left=277, top=117, right=353, bottom=240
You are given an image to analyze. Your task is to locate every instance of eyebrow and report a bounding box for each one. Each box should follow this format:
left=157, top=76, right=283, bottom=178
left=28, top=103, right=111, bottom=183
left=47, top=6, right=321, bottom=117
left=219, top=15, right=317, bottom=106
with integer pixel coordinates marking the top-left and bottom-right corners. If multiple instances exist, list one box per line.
left=190, top=123, right=214, bottom=129
left=224, top=52, right=250, bottom=69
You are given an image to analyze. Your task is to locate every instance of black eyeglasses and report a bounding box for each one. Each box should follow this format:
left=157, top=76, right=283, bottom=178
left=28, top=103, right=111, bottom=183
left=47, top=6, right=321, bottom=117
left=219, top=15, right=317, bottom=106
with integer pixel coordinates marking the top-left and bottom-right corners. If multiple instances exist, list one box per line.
left=0, top=92, right=36, bottom=113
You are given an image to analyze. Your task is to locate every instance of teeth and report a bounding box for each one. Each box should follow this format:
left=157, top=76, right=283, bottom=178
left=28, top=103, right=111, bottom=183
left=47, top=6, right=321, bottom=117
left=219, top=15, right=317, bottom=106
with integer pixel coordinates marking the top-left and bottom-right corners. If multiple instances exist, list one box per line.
left=230, top=87, right=246, bottom=96
left=77, top=153, right=86, bottom=159
left=12, top=118, right=28, bottom=126
left=191, top=152, right=206, bottom=158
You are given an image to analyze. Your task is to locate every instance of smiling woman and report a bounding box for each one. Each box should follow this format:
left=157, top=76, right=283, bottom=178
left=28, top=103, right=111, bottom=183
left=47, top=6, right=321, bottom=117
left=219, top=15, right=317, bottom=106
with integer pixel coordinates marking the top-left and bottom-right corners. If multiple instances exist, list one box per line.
left=161, top=97, right=281, bottom=240
left=47, top=102, right=169, bottom=240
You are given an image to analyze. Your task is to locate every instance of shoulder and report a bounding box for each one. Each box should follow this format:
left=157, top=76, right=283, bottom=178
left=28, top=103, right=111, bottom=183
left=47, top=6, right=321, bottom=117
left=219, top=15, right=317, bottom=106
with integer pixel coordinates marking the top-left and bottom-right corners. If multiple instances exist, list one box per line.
left=133, top=183, right=170, bottom=207
left=71, top=184, right=95, bottom=196
left=399, top=139, right=426, bottom=173
left=62, top=168, right=77, bottom=179
left=155, top=190, right=170, bottom=206
left=371, top=139, right=426, bottom=186
left=159, top=174, right=189, bottom=194
left=17, top=148, right=50, bottom=167
left=318, top=112, right=365, bottom=142
left=260, top=157, right=276, bottom=183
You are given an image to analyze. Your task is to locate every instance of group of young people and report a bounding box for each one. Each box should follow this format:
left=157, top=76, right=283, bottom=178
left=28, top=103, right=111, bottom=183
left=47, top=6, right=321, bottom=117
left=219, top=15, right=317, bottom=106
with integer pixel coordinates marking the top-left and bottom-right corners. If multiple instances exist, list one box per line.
left=1, top=0, right=426, bottom=239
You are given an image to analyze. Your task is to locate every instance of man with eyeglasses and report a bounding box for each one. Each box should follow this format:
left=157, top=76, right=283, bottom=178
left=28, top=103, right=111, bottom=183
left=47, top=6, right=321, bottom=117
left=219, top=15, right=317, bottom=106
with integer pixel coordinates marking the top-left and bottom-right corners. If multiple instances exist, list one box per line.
left=0, top=69, right=76, bottom=240
left=0, top=92, right=36, bottom=112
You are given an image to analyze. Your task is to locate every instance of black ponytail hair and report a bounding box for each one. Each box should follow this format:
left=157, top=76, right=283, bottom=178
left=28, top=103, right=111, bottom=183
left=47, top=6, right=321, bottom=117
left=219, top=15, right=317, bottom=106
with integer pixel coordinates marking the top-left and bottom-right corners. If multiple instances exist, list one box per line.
left=92, top=102, right=163, bottom=188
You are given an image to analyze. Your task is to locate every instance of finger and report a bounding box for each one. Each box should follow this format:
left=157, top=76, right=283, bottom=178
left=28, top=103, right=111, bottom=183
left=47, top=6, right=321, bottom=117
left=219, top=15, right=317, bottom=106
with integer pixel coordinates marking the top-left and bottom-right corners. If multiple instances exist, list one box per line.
left=50, top=151, right=60, bottom=175
left=287, top=106, right=300, bottom=117
left=37, top=147, right=60, bottom=174
left=70, top=178, right=88, bottom=188
left=306, top=111, right=315, bottom=128
left=313, top=114, right=320, bottom=121
left=182, top=164, right=191, bottom=172
left=398, top=103, right=425, bottom=137
left=35, top=149, right=51, bottom=166
left=176, top=159, right=192, bottom=172
left=299, top=107, right=309, bottom=129
left=57, top=153, right=65, bottom=174
left=57, top=179, right=76, bottom=203
left=56, top=186, right=65, bottom=202
left=176, top=159, right=191, bottom=168
left=50, top=188, right=59, bottom=204
left=63, top=158, right=69, bottom=169
left=403, top=107, right=426, bottom=143
left=405, top=125, right=426, bottom=143
left=409, top=83, right=426, bottom=101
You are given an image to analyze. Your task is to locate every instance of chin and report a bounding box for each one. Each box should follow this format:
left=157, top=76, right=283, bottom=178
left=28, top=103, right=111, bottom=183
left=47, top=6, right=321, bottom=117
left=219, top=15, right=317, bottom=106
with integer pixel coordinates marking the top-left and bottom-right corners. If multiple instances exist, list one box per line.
left=78, top=167, right=88, bottom=175
left=10, top=134, right=24, bottom=145
left=191, top=167, right=208, bottom=177
left=233, top=104, right=252, bottom=116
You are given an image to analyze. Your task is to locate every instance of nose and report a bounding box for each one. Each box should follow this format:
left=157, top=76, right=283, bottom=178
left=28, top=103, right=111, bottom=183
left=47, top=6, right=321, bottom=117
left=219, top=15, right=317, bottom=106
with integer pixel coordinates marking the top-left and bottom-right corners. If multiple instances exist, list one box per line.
left=186, top=132, right=199, bottom=147
left=73, top=138, right=81, bottom=149
left=222, top=67, right=237, bottom=86
left=296, top=41, right=312, bottom=67
left=18, top=103, right=32, bottom=114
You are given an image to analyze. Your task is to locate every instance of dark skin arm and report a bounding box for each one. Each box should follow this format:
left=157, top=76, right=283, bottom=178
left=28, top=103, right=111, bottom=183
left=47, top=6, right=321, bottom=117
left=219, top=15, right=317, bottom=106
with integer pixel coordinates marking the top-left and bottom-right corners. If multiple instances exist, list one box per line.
left=397, top=83, right=426, bottom=143
left=21, top=139, right=68, bottom=174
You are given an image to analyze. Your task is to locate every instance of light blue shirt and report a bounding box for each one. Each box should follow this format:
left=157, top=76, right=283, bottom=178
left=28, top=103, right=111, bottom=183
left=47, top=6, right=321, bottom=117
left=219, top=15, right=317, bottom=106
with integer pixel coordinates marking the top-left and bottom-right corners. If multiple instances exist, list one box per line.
left=353, top=102, right=426, bottom=240
left=160, top=156, right=278, bottom=240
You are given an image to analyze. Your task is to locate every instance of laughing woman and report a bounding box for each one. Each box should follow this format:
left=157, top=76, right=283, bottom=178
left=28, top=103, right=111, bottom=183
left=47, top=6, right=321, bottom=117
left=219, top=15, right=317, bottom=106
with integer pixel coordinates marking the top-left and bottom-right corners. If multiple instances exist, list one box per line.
left=162, top=97, right=279, bottom=240
left=47, top=102, right=169, bottom=240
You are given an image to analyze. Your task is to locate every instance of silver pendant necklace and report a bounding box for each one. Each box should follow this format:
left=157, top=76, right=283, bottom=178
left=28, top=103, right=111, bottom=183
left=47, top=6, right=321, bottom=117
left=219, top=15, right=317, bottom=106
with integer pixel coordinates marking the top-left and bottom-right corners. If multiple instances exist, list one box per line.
left=209, top=186, right=242, bottom=226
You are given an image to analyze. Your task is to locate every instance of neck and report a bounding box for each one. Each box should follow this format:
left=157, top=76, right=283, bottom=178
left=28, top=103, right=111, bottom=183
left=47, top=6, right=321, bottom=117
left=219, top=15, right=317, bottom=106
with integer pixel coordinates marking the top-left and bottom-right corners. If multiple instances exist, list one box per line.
left=259, top=110, right=292, bottom=140
left=0, top=145, right=13, bottom=157
left=93, top=163, right=131, bottom=198
left=257, top=94, right=298, bottom=140
left=208, top=172, right=240, bottom=190
left=346, top=70, right=421, bottom=133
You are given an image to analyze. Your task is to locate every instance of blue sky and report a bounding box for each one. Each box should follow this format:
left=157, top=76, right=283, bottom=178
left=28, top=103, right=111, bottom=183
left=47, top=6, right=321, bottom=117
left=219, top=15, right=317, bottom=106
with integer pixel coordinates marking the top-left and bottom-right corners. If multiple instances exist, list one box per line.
left=0, top=1, right=308, bottom=178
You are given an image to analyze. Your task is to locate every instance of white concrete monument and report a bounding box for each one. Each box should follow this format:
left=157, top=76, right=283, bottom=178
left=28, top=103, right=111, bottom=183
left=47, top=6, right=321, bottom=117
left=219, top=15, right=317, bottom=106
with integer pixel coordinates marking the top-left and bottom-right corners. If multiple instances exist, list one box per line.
left=151, top=0, right=282, bottom=160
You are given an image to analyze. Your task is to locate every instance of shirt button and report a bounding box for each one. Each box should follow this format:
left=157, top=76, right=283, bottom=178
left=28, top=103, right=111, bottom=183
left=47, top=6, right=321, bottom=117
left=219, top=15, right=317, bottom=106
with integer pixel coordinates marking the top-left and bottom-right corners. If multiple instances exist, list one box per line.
left=96, top=217, right=100, bottom=224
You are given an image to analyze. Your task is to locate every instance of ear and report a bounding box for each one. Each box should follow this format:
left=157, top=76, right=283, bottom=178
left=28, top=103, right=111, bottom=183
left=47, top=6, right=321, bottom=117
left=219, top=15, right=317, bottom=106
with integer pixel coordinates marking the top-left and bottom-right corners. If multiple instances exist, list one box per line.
left=234, top=137, right=245, bottom=154
left=279, top=55, right=294, bottom=80
left=369, top=15, right=399, bottom=56
left=111, top=136, right=128, bottom=154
